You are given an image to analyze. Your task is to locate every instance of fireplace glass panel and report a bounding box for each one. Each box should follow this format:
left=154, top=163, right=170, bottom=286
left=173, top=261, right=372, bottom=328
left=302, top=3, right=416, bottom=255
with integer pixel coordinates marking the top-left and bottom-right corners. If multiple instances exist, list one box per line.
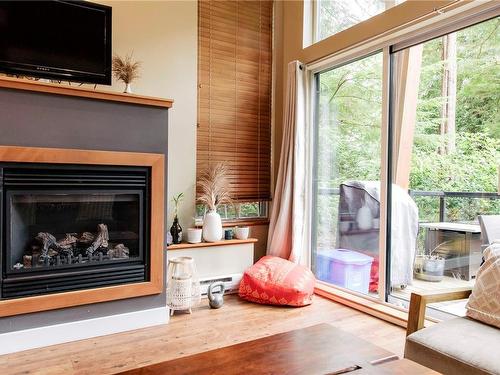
left=7, top=191, right=142, bottom=273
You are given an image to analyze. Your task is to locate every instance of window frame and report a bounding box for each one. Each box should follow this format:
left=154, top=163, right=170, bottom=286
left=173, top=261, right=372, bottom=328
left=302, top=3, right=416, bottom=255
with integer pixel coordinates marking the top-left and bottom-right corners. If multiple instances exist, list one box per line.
left=312, top=0, right=402, bottom=44
left=386, top=15, right=500, bottom=312
left=309, top=47, right=390, bottom=303
left=195, top=201, right=269, bottom=226
left=306, top=2, right=500, bottom=311
left=311, top=0, right=319, bottom=45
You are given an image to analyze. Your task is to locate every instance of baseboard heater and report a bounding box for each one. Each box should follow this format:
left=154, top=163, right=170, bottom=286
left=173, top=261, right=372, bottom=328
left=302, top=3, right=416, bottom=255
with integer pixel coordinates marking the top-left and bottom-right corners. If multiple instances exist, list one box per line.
left=199, top=273, right=243, bottom=296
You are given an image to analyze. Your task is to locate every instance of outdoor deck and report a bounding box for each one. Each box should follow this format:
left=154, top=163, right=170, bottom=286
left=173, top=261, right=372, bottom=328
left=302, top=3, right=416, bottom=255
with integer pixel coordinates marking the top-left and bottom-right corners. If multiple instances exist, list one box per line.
left=316, top=188, right=497, bottom=316
left=392, top=276, right=474, bottom=299
left=391, top=276, right=474, bottom=316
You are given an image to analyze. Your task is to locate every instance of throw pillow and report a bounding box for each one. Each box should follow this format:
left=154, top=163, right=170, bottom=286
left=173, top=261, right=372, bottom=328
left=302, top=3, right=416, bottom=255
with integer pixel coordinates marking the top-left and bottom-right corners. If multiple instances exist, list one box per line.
left=466, top=242, right=500, bottom=328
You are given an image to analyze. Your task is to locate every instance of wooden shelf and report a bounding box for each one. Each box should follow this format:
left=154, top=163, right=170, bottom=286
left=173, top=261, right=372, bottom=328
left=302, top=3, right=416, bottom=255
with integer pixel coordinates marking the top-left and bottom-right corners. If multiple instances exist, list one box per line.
left=0, top=76, right=173, bottom=109
left=167, top=238, right=258, bottom=251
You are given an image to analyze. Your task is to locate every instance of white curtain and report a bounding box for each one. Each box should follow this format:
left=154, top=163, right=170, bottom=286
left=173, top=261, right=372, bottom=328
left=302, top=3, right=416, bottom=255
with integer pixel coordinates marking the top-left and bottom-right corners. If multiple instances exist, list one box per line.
left=267, top=60, right=310, bottom=264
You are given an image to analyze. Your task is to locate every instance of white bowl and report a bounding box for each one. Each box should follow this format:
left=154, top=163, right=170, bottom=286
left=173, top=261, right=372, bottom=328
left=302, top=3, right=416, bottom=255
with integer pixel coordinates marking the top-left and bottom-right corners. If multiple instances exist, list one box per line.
left=339, top=221, right=352, bottom=232
left=234, top=226, right=250, bottom=240
left=187, top=228, right=202, bottom=243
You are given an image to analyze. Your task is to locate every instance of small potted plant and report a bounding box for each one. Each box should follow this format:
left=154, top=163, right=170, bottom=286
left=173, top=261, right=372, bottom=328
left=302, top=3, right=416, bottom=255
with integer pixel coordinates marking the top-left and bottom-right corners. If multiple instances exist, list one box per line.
left=414, top=241, right=449, bottom=282
left=170, top=192, right=184, bottom=244
left=187, top=217, right=203, bottom=244
left=197, top=163, right=232, bottom=242
left=112, top=53, right=141, bottom=94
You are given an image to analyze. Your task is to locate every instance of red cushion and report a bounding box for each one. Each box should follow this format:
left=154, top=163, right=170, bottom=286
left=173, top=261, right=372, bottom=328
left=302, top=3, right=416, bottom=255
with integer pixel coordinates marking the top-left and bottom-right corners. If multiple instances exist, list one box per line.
left=239, top=255, right=315, bottom=307
left=369, top=259, right=379, bottom=293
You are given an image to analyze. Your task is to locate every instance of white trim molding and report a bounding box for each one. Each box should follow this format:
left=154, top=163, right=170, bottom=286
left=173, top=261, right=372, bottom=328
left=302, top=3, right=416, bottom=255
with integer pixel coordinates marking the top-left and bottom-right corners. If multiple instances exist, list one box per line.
left=0, top=307, right=169, bottom=355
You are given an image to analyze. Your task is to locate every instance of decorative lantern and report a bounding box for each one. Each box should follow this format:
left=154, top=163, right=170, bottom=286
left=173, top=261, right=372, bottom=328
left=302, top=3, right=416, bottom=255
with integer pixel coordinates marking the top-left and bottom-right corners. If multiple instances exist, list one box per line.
left=166, top=256, right=200, bottom=315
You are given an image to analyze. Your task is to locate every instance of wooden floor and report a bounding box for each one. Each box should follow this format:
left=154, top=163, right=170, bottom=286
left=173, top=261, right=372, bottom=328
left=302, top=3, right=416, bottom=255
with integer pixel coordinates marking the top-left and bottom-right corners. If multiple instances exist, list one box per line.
left=0, top=296, right=406, bottom=375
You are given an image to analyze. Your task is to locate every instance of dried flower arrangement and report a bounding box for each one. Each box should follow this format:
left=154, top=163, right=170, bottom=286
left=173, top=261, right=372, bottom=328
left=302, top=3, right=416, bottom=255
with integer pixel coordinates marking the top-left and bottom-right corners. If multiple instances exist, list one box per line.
left=112, top=53, right=141, bottom=93
left=197, top=163, right=232, bottom=211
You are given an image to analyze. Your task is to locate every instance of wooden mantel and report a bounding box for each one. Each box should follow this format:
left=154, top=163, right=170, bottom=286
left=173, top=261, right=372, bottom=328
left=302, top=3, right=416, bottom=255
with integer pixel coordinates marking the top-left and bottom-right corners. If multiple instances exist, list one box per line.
left=0, top=75, right=173, bottom=108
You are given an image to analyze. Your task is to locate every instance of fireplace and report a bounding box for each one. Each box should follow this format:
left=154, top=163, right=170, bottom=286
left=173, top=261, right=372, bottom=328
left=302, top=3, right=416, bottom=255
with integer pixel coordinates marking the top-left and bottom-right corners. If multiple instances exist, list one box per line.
left=1, top=163, right=151, bottom=299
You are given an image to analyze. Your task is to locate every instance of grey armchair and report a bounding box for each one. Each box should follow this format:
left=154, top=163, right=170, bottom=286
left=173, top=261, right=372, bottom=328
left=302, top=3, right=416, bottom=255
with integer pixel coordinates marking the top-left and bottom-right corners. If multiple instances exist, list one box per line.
left=405, top=289, right=500, bottom=374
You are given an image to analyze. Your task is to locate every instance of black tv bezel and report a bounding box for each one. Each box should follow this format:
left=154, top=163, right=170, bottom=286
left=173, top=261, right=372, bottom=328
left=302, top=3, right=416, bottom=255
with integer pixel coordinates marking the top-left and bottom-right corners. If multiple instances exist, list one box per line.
left=0, top=1, right=112, bottom=85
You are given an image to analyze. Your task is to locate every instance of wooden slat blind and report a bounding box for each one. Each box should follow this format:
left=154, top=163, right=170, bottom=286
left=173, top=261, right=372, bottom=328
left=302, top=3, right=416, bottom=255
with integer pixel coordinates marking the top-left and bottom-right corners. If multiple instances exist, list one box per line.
left=197, top=0, right=273, bottom=202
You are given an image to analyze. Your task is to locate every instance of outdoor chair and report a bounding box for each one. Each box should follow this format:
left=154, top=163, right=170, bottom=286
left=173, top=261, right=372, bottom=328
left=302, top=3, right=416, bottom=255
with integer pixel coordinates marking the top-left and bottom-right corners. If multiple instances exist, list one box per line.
left=478, top=215, right=500, bottom=251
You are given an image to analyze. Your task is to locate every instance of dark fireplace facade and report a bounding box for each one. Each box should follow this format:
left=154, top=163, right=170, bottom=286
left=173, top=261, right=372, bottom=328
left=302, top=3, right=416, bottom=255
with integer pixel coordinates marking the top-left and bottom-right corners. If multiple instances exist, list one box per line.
left=1, top=163, right=151, bottom=299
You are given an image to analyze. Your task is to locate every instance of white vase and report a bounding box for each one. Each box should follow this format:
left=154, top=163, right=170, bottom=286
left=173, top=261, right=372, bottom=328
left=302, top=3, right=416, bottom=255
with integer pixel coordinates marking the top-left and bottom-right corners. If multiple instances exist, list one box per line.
left=356, top=204, right=373, bottom=230
left=124, top=83, right=132, bottom=94
left=202, top=210, right=222, bottom=242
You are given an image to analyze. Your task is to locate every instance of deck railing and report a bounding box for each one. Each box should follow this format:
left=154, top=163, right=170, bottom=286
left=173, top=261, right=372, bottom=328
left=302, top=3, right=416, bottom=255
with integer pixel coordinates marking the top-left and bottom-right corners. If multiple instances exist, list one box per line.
left=408, top=190, right=499, bottom=222
left=317, top=187, right=499, bottom=222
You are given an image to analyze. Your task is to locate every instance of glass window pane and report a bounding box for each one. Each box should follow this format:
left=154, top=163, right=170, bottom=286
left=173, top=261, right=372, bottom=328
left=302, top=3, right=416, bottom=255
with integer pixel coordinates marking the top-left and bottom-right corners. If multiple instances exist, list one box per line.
left=195, top=201, right=267, bottom=220
left=316, top=0, right=404, bottom=42
left=8, top=192, right=141, bottom=272
left=388, top=17, right=500, bottom=316
left=312, top=52, right=383, bottom=296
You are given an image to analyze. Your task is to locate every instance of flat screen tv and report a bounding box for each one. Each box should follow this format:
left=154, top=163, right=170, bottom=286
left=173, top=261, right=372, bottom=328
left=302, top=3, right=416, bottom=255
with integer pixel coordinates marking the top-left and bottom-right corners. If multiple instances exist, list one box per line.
left=0, top=1, right=112, bottom=85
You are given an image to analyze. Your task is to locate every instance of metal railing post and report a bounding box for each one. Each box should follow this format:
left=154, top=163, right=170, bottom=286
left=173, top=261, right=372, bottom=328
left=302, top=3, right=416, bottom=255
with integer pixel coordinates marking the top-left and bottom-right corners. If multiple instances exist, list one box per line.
left=439, top=196, right=445, bottom=222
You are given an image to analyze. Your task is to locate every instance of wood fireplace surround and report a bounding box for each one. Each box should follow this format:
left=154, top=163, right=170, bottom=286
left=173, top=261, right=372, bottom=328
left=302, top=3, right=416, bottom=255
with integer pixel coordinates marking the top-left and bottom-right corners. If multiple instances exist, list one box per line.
left=0, top=146, right=165, bottom=317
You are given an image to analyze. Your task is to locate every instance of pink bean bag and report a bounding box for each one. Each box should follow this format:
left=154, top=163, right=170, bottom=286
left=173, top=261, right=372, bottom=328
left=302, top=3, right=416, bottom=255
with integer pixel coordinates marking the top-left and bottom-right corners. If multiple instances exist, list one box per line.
left=239, top=255, right=316, bottom=307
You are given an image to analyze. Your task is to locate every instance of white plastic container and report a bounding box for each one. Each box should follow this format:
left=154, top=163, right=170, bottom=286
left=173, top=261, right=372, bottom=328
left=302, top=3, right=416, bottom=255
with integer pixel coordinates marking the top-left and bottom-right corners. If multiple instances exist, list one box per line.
left=316, top=249, right=373, bottom=294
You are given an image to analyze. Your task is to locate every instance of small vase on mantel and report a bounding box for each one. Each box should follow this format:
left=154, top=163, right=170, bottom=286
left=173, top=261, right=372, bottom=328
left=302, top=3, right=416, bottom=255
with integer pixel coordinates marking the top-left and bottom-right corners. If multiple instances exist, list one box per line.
left=170, top=215, right=183, bottom=244
left=202, top=210, right=222, bottom=242
left=124, top=83, right=132, bottom=94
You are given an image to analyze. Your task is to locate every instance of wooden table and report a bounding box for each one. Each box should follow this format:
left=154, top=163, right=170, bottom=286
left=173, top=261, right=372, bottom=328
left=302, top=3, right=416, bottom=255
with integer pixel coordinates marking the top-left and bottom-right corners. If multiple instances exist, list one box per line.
left=358, top=359, right=438, bottom=374
left=118, top=324, right=436, bottom=375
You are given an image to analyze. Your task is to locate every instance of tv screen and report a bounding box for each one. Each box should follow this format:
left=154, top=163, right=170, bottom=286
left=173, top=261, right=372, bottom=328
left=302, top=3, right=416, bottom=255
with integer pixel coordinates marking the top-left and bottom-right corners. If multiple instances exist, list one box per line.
left=0, top=1, right=112, bottom=85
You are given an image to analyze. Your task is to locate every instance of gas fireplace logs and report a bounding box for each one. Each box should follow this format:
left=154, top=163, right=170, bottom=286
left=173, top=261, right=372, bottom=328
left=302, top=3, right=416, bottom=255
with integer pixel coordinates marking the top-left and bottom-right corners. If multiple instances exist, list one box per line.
left=108, top=243, right=130, bottom=259
left=36, top=232, right=78, bottom=260
left=85, top=223, right=109, bottom=257
left=14, top=224, right=131, bottom=270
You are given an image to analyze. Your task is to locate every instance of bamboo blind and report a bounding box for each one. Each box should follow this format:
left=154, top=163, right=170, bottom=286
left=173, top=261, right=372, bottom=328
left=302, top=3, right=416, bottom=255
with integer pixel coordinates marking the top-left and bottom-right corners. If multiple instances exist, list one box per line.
left=197, top=0, right=273, bottom=202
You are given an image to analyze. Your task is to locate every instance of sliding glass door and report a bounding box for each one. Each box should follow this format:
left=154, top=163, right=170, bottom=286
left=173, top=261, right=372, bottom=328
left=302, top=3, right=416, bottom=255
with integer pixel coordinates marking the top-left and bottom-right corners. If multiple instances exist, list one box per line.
left=311, top=14, right=499, bottom=317
left=388, top=17, right=500, bottom=314
left=312, top=52, right=383, bottom=296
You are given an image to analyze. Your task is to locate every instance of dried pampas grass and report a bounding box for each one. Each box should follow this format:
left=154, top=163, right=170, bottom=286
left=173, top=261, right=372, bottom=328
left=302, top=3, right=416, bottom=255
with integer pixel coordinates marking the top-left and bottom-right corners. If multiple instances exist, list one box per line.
left=197, top=163, right=232, bottom=211
left=112, top=53, right=141, bottom=84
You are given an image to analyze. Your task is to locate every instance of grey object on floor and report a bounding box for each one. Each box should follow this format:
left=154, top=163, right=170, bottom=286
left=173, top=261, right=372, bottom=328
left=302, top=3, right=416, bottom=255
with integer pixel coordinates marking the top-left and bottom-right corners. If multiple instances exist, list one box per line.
left=208, top=281, right=225, bottom=309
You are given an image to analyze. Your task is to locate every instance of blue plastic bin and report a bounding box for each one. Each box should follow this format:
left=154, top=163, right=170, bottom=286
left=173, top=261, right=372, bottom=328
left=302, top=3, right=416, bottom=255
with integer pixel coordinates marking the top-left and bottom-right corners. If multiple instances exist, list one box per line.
left=316, top=249, right=373, bottom=294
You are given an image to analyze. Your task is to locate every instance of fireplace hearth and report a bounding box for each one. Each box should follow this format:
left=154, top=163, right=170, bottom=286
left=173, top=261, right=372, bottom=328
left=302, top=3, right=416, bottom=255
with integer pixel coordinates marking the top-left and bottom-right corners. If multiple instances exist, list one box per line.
left=1, top=163, right=151, bottom=299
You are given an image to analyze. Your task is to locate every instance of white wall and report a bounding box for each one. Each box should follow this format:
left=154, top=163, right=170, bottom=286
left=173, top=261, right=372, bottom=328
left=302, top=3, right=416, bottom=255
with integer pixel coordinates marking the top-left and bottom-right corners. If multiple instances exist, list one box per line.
left=98, top=1, right=268, bottom=255
left=99, top=0, right=197, bottom=231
